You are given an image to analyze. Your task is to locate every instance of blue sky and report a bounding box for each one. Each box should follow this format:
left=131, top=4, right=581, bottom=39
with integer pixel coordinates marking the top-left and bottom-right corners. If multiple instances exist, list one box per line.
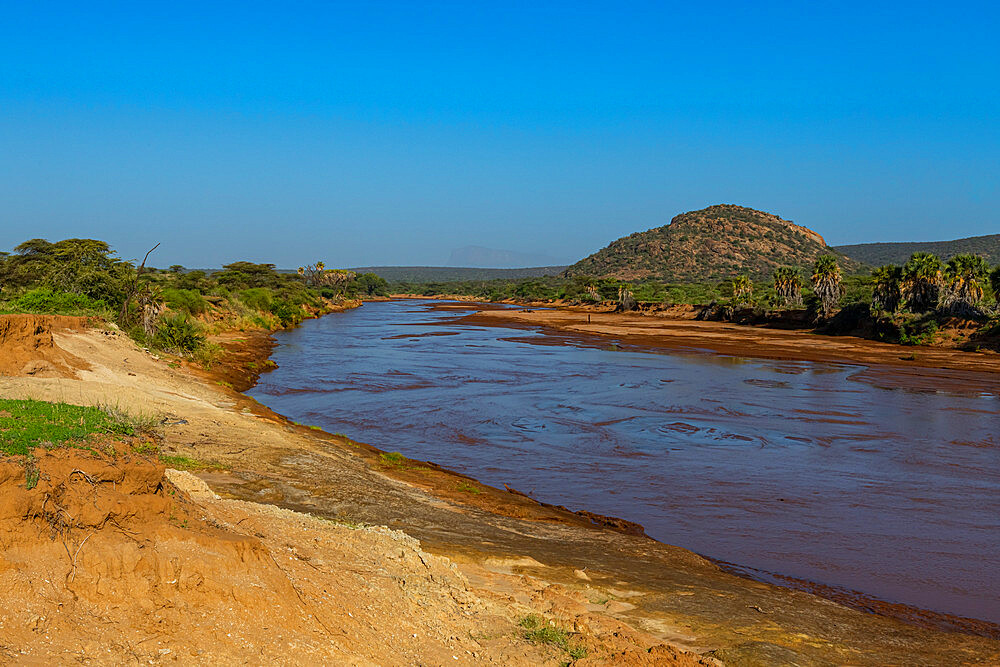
left=1, top=1, right=997, bottom=267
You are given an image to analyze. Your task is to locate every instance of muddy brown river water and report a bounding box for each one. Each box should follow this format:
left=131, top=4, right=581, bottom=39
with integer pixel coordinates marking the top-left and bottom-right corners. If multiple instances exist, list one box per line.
left=249, top=299, right=1000, bottom=625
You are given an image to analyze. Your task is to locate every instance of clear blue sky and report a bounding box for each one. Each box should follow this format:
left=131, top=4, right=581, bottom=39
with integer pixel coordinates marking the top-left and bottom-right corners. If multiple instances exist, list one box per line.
left=1, top=1, right=997, bottom=268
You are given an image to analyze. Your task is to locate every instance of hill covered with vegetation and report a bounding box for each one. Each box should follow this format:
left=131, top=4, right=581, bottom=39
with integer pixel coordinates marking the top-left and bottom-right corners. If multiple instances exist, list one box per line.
left=835, top=234, right=1000, bottom=266
left=565, top=204, right=861, bottom=281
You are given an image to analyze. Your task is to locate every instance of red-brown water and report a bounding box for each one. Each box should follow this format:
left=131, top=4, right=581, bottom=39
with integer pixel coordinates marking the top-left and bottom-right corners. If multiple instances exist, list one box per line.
left=249, top=300, right=1000, bottom=625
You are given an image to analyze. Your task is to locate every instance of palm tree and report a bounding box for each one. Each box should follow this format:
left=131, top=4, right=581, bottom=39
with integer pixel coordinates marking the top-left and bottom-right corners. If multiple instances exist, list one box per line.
left=772, top=266, right=802, bottom=307
left=616, top=284, right=637, bottom=311
left=902, top=252, right=943, bottom=312
left=990, top=266, right=1000, bottom=305
left=811, top=255, right=842, bottom=319
left=942, top=253, right=989, bottom=315
left=870, top=265, right=902, bottom=314
left=732, top=275, right=753, bottom=308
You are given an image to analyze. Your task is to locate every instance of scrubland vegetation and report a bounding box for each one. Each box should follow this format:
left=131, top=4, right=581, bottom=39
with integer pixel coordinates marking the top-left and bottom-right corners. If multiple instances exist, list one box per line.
left=0, top=238, right=388, bottom=360
left=394, top=252, right=1000, bottom=348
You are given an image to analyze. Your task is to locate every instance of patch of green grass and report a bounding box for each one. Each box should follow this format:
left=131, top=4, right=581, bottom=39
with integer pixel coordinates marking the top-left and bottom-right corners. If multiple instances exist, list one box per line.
left=456, top=481, right=483, bottom=494
left=378, top=451, right=407, bottom=467
left=0, top=398, right=147, bottom=456
left=519, top=614, right=587, bottom=661
left=159, top=454, right=223, bottom=471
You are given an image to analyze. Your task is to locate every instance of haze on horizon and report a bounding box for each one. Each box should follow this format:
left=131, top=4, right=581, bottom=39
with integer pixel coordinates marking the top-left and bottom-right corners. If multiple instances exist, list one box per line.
left=1, top=1, right=997, bottom=269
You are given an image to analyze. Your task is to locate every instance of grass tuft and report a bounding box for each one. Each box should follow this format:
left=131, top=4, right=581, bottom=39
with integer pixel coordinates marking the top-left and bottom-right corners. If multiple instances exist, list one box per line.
left=378, top=451, right=407, bottom=467
left=519, top=614, right=587, bottom=661
left=97, top=403, right=161, bottom=437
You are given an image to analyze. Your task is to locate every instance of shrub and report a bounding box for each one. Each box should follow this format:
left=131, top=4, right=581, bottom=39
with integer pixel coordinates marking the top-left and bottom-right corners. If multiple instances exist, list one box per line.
left=270, top=299, right=305, bottom=327
left=7, top=287, right=108, bottom=315
left=153, top=313, right=205, bottom=352
left=162, top=288, right=208, bottom=315
left=237, top=288, right=274, bottom=312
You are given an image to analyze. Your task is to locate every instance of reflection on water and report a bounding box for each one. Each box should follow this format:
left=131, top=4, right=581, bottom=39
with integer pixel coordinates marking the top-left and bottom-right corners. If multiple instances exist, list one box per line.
left=249, top=300, right=1000, bottom=624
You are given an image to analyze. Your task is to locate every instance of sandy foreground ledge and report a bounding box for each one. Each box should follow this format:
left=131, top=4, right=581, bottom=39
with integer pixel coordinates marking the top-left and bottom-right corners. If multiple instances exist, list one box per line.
left=0, top=314, right=998, bottom=665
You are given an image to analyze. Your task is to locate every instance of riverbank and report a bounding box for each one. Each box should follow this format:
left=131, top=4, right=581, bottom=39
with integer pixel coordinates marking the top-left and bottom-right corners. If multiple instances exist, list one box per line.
left=395, top=292, right=1000, bottom=373
left=452, top=305, right=1000, bottom=393
left=1, top=313, right=998, bottom=663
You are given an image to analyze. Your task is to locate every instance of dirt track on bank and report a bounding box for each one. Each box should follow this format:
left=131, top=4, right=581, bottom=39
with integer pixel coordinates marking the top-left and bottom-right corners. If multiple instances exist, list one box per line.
left=1, top=313, right=999, bottom=664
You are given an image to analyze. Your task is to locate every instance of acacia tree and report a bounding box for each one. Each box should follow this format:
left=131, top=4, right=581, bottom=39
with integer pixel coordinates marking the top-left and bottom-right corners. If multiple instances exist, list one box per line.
left=811, top=255, right=842, bottom=319
left=902, top=252, right=943, bottom=312
left=870, top=265, right=903, bottom=314
left=942, top=253, right=989, bottom=315
left=772, top=266, right=802, bottom=307
left=298, top=262, right=357, bottom=291
left=1, top=238, right=131, bottom=304
left=732, top=275, right=753, bottom=308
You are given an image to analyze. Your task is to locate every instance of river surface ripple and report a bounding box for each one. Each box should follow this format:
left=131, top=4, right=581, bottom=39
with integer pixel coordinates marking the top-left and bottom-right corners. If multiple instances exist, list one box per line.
left=249, top=300, right=1000, bottom=624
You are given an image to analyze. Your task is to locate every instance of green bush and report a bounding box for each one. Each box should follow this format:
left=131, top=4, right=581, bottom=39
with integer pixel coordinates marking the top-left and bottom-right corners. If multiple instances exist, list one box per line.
left=153, top=313, right=205, bottom=352
left=238, top=287, right=273, bottom=311
left=898, top=317, right=939, bottom=346
left=162, top=288, right=208, bottom=315
left=7, top=287, right=108, bottom=315
left=270, top=299, right=305, bottom=327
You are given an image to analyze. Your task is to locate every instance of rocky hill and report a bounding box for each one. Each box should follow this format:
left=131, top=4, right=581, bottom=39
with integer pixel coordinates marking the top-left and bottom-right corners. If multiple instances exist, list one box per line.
left=835, top=234, right=1000, bottom=267
left=565, top=204, right=860, bottom=282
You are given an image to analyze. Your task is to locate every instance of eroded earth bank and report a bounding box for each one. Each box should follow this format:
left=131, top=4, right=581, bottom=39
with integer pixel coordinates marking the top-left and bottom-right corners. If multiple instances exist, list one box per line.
left=0, top=313, right=998, bottom=665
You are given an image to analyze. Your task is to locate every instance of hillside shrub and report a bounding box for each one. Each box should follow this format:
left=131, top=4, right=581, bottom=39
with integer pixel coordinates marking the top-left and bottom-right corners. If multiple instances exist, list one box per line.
left=270, top=299, right=305, bottom=327
left=8, top=288, right=108, bottom=315
left=162, top=288, right=208, bottom=315
left=153, top=313, right=205, bottom=352
left=237, top=288, right=273, bottom=311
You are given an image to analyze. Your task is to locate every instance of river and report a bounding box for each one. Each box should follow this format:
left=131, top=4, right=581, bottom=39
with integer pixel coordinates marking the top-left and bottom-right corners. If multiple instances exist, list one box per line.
left=248, top=299, right=1000, bottom=624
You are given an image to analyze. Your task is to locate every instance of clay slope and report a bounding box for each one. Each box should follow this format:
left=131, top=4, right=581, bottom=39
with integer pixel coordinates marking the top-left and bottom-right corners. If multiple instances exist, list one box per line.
left=565, top=204, right=861, bottom=282
left=0, top=314, right=90, bottom=378
left=0, top=446, right=708, bottom=665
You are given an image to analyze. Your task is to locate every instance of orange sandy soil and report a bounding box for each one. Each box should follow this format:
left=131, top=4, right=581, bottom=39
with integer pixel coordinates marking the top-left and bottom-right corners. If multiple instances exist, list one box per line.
left=1, top=314, right=998, bottom=665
